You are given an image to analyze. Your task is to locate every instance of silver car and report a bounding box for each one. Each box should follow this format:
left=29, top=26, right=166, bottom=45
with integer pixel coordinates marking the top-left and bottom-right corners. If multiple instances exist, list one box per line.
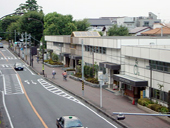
left=56, top=116, right=84, bottom=128
left=14, top=63, right=24, bottom=71
left=0, top=43, right=3, bottom=48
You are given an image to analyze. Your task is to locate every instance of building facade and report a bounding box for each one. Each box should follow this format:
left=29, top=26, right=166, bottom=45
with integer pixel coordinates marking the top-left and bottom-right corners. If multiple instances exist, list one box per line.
left=45, top=34, right=170, bottom=106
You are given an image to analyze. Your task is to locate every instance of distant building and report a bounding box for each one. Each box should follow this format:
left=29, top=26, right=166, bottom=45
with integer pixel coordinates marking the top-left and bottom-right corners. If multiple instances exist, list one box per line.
left=129, top=27, right=152, bottom=36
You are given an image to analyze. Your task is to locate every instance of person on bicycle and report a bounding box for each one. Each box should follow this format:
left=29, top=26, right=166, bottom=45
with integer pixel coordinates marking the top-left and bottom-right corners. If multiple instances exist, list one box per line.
left=62, top=70, right=67, bottom=80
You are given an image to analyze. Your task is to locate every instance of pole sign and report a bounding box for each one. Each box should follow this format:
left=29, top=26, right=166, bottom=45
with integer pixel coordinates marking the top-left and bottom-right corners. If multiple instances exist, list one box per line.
left=98, top=71, right=103, bottom=81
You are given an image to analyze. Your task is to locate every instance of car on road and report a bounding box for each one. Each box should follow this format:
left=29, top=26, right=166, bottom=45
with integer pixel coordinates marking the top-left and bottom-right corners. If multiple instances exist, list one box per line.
left=14, top=63, right=24, bottom=71
left=56, top=116, right=84, bottom=128
left=0, top=43, right=3, bottom=48
left=116, top=113, right=125, bottom=120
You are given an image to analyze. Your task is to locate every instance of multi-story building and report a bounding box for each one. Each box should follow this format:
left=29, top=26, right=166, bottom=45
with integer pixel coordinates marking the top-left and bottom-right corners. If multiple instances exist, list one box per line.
left=45, top=32, right=170, bottom=106
left=87, top=12, right=161, bottom=32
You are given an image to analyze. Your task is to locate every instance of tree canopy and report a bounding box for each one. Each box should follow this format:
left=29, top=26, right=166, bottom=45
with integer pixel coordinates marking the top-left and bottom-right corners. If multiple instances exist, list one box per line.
left=44, top=12, right=77, bottom=35
left=15, top=0, right=42, bottom=14
left=75, top=19, right=90, bottom=31
left=107, top=24, right=129, bottom=36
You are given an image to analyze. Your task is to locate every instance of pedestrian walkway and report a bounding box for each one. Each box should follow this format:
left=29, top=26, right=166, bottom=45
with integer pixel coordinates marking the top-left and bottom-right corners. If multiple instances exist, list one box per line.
left=11, top=47, right=170, bottom=128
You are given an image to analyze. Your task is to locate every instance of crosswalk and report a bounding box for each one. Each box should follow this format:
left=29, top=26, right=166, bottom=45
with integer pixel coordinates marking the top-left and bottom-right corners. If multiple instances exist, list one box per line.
left=37, top=78, right=84, bottom=106
left=0, top=64, right=13, bottom=69
left=0, top=57, right=17, bottom=60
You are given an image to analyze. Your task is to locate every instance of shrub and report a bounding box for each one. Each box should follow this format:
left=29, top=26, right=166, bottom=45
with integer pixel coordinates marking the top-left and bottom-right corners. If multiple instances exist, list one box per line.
left=74, top=73, right=82, bottom=78
left=137, top=98, right=151, bottom=106
left=66, top=69, right=75, bottom=71
left=150, top=104, right=162, bottom=112
left=86, top=78, right=99, bottom=84
left=160, top=106, right=169, bottom=113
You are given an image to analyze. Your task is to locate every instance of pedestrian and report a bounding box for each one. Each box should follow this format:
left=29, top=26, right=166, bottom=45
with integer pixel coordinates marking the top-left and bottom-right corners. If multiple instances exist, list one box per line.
left=62, top=70, right=67, bottom=81
left=37, top=56, right=39, bottom=63
left=52, top=69, right=56, bottom=78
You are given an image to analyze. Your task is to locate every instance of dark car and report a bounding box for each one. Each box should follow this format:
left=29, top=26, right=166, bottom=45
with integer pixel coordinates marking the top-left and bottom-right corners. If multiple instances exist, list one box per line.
left=56, top=116, right=84, bottom=128
left=14, top=63, right=24, bottom=71
left=0, top=43, right=3, bottom=48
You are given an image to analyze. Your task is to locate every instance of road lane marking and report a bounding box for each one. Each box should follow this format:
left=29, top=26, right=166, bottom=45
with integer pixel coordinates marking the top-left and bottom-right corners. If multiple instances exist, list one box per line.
left=6, top=48, right=17, bottom=59
left=17, top=74, right=48, bottom=128
left=24, top=66, right=35, bottom=75
left=38, top=78, right=118, bottom=128
left=0, top=51, right=8, bottom=62
left=1, top=91, right=14, bottom=128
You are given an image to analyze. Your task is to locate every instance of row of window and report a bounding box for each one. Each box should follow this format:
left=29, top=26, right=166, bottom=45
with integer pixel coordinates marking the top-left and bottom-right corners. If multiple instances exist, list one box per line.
left=85, top=45, right=106, bottom=54
left=151, top=88, right=168, bottom=103
left=149, top=60, right=170, bottom=73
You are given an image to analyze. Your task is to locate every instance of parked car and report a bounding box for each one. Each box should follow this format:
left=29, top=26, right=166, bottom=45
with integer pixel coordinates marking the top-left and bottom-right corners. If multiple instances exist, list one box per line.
left=14, top=63, right=24, bottom=71
left=0, top=43, right=3, bottom=48
left=56, top=116, right=84, bottom=128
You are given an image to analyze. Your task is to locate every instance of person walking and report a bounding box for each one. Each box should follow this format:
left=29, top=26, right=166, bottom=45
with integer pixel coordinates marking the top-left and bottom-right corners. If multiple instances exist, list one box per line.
left=52, top=69, right=56, bottom=79
left=37, top=56, right=39, bottom=63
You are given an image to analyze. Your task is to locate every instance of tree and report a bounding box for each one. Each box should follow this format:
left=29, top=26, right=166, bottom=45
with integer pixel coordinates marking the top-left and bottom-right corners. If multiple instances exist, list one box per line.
left=44, top=12, right=77, bottom=35
left=6, top=22, right=20, bottom=41
left=19, top=11, right=44, bottom=46
left=75, top=19, right=90, bottom=31
left=1, top=16, right=20, bottom=33
left=107, top=24, right=129, bottom=36
left=15, top=0, right=42, bottom=13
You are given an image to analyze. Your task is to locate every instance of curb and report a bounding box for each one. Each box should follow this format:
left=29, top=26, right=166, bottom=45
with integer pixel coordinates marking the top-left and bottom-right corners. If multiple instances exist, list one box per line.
left=8, top=48, right=128, bottom=128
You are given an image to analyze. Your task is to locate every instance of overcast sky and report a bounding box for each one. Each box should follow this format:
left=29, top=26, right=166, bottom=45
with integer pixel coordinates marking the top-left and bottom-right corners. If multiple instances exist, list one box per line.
left=1, top=0, right=170, bottom=23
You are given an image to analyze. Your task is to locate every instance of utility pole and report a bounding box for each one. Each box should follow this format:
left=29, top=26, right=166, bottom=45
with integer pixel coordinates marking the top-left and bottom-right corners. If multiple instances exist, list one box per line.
left=25, top=32, right=27, bottom=61
left=81, top=39, right=84, bottom=96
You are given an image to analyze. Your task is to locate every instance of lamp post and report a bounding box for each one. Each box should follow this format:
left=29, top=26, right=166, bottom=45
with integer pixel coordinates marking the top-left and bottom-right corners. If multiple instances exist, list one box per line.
left=28, top=18, right=44, bottom=75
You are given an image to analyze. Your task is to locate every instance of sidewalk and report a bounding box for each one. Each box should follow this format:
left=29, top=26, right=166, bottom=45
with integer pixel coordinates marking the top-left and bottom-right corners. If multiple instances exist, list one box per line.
left=12, top=48, right=170, bottom=128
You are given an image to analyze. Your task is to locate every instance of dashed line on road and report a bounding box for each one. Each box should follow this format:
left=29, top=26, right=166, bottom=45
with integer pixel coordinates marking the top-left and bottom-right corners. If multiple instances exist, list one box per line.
left=37, top=78, right=118, bottom=128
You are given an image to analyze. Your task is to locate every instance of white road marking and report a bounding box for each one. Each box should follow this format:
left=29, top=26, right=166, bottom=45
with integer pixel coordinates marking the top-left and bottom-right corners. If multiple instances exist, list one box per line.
left=37, top=78, right=118, bottom=128
left=24, top=66, right=35, bottom=75
left=6, top=48, right=17, bottom=59
left=24, top=80, right=30, bottom=84
left=31, top=80, right=37, bottom=84
left=1, top=91, right=14, bottom=128
left=4, top=74, right=24, bottom=95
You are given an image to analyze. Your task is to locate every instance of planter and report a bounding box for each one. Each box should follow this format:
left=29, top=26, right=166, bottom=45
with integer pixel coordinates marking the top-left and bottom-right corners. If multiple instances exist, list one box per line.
left=66, top=71, right=75, bottom=75
left=69, top=75, right=108, bottom=88
left=44, top=62, right=63, bottom=68
left=137, top=104, right=170, bottom=123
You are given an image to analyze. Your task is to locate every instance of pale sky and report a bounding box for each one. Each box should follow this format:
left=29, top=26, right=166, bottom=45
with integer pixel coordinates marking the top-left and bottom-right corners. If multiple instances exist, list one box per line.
left=1, top=0, right=170, bottom=23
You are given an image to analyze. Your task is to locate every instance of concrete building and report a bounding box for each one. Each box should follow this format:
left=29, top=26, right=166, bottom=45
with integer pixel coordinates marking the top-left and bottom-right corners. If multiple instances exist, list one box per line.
left=45, top=33, right=170, bottom=106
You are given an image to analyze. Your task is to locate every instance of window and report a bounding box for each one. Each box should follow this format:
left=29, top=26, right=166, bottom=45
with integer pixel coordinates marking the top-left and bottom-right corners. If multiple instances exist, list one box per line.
left=127, top=85, right=132, bottom=90
left=151, top=88, right=168, bottom=103
left=144, top=21, right=149, bottom=26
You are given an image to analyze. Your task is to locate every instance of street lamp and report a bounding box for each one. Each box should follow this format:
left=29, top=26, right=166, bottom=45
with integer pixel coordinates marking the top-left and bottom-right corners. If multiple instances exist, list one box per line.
left=28, top=18, right=44, bottom=75
left=81, top=39, right=84, bottom=96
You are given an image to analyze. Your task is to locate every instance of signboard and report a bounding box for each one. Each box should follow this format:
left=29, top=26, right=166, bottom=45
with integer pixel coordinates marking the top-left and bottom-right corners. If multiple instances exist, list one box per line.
left=98, top=71, right=103, bottom=81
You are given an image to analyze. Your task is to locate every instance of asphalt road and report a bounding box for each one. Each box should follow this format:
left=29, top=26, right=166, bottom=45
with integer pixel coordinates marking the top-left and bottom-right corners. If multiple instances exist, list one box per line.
left=0, top=44, right=123, bottom=128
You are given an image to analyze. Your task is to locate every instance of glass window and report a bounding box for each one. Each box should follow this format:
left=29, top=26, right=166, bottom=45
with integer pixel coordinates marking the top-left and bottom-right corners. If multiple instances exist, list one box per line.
left=103, top=47, right=106, bottom=54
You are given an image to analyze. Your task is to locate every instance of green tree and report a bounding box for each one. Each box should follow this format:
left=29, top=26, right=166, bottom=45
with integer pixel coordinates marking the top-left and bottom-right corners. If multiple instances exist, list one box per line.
left=6, top=22, right=20, bottom=41
left=44, top=12, right=76, bottom=35
left=15, top=0, right=42, bottom=13
left=107, top=24, right=129, bottom=36
left=19, top=11, right=44, bottom=46
left=75, top=19, right=90, bottom=31
left=1, top=16, right=20, bottom=33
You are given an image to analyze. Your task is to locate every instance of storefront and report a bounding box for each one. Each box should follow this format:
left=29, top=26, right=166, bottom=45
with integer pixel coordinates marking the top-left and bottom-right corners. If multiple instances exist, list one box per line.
left=113, top=74, right=148, bottom=99
left=99, top=62, right=120, bottom=88
left=69, top=54, right=82, bottom=68
left=60, top=52, right=70, bottom=67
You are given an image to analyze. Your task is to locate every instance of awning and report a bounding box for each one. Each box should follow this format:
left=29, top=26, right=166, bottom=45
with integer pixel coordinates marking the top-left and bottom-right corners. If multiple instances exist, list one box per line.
left=113, top=74, right=148, bottom=87
left=60, top=52, right=70, bottom=57
left=99, top=62, right=120, bottom=70
left=69, top=54, right=82, bottom=60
